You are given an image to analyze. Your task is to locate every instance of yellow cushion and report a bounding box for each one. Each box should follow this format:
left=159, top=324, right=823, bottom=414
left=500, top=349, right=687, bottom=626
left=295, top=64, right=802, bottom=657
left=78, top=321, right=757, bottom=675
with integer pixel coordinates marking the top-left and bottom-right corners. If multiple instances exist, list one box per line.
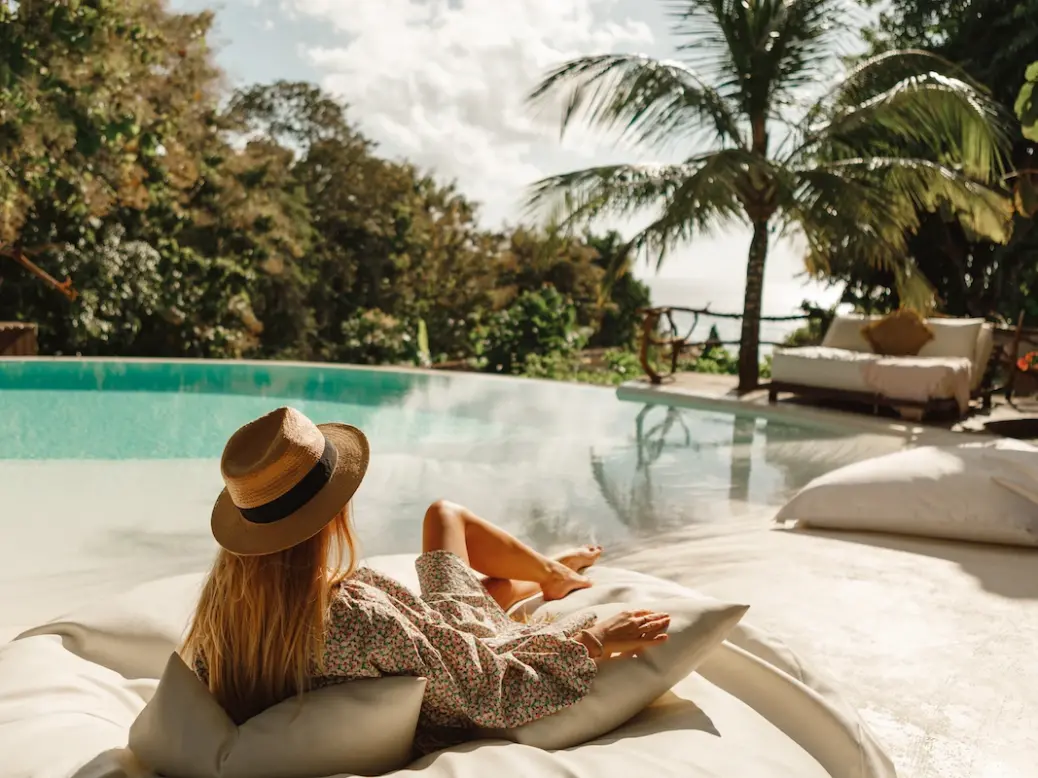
left=861, top=309, right=935, bottom=356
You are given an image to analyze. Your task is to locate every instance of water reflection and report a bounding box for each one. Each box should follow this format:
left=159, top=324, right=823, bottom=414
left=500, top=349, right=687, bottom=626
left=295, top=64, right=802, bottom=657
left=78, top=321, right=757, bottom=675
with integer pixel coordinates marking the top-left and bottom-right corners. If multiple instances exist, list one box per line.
left=584, top=404, right=854, bottom=544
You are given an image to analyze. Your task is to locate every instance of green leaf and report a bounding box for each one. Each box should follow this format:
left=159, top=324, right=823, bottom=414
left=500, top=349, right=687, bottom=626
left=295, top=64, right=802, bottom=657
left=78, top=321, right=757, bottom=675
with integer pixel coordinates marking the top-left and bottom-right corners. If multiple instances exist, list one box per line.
left=1015, top=63, right=1038, bottom=142
left=1014, top=173, right=1038, bottom=218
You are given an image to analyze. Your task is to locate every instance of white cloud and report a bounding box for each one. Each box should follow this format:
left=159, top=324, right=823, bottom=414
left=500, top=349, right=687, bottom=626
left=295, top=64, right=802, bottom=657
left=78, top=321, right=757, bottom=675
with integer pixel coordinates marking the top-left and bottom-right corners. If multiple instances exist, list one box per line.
left=295, top=0, right=651, bottom=225
left=290, top=0, right=841, bottom=315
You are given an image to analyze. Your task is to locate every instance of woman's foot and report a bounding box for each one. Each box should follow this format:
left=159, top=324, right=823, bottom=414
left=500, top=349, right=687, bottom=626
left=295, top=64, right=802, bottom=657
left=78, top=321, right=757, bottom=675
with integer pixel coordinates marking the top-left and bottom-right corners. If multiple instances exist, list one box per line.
left=541, top=545, right=603, bottom=601
left=555, top=544, right=603, bottom=574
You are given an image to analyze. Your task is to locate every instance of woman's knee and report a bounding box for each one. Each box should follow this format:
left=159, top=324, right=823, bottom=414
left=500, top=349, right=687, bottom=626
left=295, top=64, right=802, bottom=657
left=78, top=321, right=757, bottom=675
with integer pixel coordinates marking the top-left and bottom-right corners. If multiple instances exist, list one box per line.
left=422, top=500, right=468, bottom=559
left=424, top=500, right=460, bottom=529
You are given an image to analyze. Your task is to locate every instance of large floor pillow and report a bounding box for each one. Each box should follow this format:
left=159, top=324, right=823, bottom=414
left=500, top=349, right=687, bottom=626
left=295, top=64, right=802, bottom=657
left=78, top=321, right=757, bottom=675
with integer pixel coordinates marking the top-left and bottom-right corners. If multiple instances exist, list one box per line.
left=0, top=634, right=831, bottom=778
left=0, top=556, right=894, bottom=778
left=513, top=565, right=896, bottom=778
left=0, top=634, right=151, bottom=778
left=773, top=439, right=1038, bottom=546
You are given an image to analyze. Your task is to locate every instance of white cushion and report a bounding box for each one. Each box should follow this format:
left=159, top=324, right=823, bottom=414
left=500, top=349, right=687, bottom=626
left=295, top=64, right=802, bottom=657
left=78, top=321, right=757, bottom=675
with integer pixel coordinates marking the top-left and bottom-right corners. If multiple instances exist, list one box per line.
left=16, top=573, right=202, bottom=679
left=771, top=346, right=878, bottom=392
left=407, top=672, right=834, bottom=778
left=821, top=314, right=878, bottom=352
left=482, top=597, right=748, bottom=750
left=820, top=314, right=987, bottom=363
left=917, top=317, right=984, bottom=360
left=775, top=439, right=1038, bottom=546
left=129, top=653, right=425, bottom=778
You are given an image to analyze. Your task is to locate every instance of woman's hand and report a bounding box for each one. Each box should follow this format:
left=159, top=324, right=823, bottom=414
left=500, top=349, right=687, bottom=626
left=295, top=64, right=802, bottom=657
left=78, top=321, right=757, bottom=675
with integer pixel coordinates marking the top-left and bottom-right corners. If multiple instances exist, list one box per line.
left=579, top=609, right=670, bottom=659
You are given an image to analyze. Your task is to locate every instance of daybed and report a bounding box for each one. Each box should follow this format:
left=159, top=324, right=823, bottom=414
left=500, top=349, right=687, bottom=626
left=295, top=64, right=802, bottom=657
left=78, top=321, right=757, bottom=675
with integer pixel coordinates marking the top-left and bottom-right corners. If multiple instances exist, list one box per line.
left=768, top=314, right=998, bottom=419
left=0, top=558, right=894, bottom=778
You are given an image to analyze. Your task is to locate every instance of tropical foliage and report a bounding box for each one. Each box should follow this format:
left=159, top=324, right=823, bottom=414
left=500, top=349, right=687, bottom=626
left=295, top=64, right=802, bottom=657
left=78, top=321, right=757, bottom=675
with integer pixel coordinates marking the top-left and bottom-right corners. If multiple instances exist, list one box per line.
left=1019, top=63, right=1038, bottom=144
left=0, top=0, right=649, bottom=380
left=1, top=0, right=1032, bottom=388
left=834, top=0, right=1038, bottom=320
left=526, top=0, right=1013, bottom=390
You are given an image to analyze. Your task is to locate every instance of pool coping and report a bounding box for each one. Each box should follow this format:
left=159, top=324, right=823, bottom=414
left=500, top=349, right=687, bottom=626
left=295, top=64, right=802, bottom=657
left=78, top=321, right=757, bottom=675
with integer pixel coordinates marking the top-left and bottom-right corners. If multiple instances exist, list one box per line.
left=616, top=379, right=981, bottom=446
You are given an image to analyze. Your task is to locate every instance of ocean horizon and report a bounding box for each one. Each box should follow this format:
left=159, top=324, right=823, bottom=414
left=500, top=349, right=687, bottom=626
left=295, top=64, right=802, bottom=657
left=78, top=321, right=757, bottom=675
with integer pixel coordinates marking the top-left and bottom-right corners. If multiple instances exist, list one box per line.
left=642, top=276, right=841, bottom=355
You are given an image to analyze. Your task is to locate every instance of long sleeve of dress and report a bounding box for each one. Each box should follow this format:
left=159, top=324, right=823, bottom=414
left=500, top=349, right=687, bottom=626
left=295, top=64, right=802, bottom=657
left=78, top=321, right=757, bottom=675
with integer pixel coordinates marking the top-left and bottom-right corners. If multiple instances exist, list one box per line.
left=320, top=559, right=598, bottom=731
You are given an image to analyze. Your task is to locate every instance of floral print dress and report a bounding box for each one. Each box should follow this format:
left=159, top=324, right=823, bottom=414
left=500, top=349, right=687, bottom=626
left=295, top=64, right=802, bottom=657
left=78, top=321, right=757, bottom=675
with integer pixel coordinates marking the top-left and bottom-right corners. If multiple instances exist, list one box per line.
left=195, top=550, right=599, bottom=754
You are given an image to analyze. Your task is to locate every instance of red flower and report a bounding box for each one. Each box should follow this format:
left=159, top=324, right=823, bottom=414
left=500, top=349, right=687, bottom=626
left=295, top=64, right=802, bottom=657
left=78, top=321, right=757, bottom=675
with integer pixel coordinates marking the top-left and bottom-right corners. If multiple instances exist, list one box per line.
left=1018, top=351, right=1038, bottom=372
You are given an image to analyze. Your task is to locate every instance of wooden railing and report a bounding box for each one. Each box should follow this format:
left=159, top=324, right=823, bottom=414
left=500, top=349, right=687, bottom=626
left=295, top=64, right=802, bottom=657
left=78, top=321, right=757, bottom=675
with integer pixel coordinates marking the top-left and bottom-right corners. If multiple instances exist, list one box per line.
left=637, top=305, right=814, bottom=384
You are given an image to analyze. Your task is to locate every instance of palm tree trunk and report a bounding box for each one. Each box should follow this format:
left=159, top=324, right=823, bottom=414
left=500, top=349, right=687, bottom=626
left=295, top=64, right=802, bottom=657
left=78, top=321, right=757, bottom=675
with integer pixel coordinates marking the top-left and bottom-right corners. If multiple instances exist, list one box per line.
left=738, top=219, right=768, bottom=392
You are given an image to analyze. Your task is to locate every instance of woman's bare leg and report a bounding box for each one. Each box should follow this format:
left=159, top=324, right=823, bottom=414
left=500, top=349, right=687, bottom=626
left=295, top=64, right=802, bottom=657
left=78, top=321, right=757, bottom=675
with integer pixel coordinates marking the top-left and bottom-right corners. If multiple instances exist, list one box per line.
left=421, top=500, right=601, bottom=610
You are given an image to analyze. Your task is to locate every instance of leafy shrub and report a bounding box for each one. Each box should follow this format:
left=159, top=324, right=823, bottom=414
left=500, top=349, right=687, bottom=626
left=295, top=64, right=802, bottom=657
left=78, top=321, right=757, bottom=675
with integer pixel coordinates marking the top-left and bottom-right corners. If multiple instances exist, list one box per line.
left=471, top=287, right=584, bottom=374
left=40, top=227, right=255, bottom=358
left=522, top=348, right=643, bottom=386
left=339, top=309, right=419, bottom=365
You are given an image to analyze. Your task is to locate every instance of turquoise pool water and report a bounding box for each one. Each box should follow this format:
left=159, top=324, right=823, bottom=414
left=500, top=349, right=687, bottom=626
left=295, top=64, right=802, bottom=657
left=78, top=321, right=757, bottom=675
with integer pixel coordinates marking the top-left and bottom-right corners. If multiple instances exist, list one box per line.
left=0, top=359, right=876, bottom=624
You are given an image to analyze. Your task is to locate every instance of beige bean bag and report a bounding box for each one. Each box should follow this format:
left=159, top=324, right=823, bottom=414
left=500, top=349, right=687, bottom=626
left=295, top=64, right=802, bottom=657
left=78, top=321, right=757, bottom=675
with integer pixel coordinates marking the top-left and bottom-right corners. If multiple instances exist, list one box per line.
left=1, top=556, right=895, bottom=778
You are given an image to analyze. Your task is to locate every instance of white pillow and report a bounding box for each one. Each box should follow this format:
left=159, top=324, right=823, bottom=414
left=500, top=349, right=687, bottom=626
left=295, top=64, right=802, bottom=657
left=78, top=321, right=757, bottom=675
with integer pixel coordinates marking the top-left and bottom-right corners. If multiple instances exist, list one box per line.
left=128, top=653, right=426, bottom=778
left=774, top=439, right=1038, bottom=546
left=513, top=566, right=896, bottom=778
left=917, top=317, right=985, bottom=360
left=821, top=314, right=878, bottom=352
left=481, top=596, right=748, bottom=750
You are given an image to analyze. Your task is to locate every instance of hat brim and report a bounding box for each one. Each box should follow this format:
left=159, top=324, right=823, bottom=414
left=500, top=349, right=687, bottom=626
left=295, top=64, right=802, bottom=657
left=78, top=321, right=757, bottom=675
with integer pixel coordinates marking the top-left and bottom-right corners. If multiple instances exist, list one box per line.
left=211, top=423, right=369, bottom=556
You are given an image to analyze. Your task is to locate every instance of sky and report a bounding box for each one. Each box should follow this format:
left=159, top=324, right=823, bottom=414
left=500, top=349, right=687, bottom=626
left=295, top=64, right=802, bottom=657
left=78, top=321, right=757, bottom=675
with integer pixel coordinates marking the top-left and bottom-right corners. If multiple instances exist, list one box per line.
left=170, top=0, right=869, bottom=321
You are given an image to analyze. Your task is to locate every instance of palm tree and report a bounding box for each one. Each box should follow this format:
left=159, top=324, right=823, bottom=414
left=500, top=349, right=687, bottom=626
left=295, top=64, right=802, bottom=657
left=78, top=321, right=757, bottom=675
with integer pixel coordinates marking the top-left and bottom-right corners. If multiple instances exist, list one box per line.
left=526, top=0, right=1013, bottom=391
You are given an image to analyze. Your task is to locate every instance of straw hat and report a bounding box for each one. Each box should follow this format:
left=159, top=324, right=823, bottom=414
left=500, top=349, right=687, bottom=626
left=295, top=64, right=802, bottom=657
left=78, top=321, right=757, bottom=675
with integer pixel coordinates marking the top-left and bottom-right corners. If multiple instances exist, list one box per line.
left=211, top=407, right=370, bottom=556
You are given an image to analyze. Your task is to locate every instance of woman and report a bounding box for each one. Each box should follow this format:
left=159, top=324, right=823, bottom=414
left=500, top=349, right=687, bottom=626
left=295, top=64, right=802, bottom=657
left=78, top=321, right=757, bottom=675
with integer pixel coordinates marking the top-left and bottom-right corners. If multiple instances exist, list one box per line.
left=181, top=406, right=670, bottom=753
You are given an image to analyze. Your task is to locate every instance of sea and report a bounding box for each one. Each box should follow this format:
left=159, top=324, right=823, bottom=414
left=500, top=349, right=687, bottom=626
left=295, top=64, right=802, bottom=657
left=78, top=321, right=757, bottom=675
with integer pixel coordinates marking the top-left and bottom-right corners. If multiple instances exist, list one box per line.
left=642, top=276, right=843, bottom=355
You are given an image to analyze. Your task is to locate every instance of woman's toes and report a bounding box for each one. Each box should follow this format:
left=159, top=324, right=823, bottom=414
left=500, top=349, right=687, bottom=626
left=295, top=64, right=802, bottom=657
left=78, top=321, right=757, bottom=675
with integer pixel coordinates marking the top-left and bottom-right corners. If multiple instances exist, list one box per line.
left=555, top=544, right=604, bottom=573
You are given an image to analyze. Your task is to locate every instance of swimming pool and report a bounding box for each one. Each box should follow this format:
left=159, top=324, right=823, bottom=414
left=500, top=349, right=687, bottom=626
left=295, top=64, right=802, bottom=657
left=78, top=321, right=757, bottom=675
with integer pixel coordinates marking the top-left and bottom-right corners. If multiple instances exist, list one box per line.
left=0, top=359, right=899, bottom=629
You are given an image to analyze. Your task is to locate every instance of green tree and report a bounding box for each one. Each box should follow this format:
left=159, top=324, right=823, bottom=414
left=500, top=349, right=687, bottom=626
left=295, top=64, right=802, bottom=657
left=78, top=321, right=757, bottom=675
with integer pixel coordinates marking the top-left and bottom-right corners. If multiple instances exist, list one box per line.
left=0, top=0, right=262, bottom=355
left=842, top=0, right=1038, bottom=321
left=0, top=0, right=222, bottom=249
left=526, top=0, right=1012, bottom=391
left=585, top=230, right=652, bottom=349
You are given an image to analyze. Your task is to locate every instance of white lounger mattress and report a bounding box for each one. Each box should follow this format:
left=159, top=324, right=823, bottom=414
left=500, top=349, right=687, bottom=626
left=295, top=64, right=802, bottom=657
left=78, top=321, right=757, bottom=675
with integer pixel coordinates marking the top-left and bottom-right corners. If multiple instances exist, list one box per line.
left=1, top=561, right=892, bottom=778
left=771, top=346, right=973, bottom=405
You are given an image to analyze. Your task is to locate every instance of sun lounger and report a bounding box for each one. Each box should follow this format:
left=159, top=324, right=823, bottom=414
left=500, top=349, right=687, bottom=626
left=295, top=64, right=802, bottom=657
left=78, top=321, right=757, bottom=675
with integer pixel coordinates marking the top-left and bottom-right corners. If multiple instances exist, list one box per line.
left=768, top=314, right=998, bottom=419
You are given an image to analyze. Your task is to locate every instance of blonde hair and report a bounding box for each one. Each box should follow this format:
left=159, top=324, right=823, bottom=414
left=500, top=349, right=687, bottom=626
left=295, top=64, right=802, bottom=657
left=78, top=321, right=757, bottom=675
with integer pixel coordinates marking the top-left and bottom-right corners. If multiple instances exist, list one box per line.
left=181, top=508, right=358, bottom=724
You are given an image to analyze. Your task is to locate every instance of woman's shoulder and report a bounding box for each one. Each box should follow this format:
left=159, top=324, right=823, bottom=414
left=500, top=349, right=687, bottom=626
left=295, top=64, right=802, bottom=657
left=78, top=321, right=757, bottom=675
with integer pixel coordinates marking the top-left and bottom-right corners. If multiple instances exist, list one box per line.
left=331, top=566, right=416, bottom=616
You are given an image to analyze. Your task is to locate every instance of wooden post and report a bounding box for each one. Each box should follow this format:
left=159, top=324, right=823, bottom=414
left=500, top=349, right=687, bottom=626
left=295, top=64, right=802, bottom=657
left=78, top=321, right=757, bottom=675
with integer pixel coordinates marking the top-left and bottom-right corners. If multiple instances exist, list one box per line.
left=1006, top=311, right=1027, bottom=402
left=639, top=309, right=663, bottom=384
left=0, top=322, right=39, bottom=356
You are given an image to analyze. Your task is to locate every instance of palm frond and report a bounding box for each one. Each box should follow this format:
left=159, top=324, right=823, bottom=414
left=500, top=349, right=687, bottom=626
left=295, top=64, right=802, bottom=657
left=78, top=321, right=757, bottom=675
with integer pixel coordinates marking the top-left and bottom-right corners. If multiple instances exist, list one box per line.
left=667, top=0, right=853, bottom=118
left=793, top=57, right=1011, bottom=183
left=826, top=157, right=1012, bottom=241
left=525, top=151, right=755, bottom=268
left=827, top=49, right=980, bottom=111
left=785, top=156, right=1013, bottom=307
left=527, top=54, right=744, bottom=151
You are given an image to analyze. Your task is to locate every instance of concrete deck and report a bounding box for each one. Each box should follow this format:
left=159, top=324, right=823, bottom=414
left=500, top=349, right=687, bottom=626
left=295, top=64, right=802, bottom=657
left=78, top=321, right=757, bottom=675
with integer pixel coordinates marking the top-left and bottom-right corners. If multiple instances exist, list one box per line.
left=617, top=372, right=1038, bottom=442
